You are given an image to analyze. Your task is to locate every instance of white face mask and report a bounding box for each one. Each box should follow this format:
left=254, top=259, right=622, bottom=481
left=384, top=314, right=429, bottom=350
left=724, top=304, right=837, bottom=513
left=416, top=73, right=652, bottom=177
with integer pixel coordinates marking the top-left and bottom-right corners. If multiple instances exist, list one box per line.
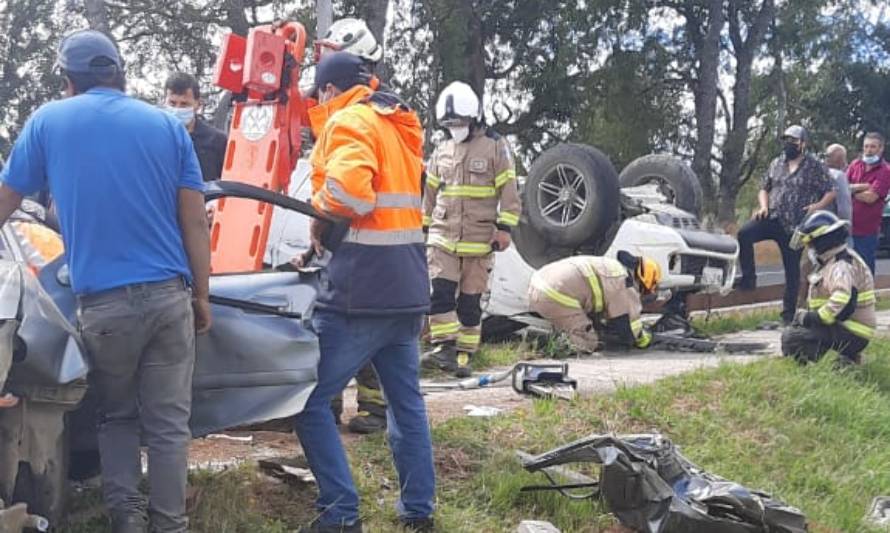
left=448, top=126, right=470, bottom=143
left=166, top=106, right=195, bottom=126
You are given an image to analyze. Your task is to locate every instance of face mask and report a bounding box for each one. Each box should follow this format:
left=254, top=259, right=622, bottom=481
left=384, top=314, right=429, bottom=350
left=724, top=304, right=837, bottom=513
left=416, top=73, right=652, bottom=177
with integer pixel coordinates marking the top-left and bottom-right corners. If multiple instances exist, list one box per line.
left=166, top=106, right=195, bottom=126
left=448, top=126, right=470, bottom=143
left=783, top=142, right=801, bottom=160
left=863, top=154, right=881, bottom=165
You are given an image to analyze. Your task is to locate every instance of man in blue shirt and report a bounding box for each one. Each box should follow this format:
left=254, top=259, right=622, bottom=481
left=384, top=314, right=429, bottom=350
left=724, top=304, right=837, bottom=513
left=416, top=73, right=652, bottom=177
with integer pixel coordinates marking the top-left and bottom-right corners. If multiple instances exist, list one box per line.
left=0, top=30, right=210, bottom=533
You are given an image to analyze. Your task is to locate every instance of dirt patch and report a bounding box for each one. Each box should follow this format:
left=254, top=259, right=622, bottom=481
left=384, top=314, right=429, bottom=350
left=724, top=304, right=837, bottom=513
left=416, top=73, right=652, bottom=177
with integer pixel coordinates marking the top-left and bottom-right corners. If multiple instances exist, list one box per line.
left=249, top=474, right=318, bottom=528
left=434, top=446, right=482, bottom=481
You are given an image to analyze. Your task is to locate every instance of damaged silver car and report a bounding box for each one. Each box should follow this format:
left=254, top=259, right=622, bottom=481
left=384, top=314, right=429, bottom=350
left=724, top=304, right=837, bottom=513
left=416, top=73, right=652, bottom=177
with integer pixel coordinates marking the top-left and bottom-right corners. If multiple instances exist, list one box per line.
left=0, top=182, right=332, bottom=528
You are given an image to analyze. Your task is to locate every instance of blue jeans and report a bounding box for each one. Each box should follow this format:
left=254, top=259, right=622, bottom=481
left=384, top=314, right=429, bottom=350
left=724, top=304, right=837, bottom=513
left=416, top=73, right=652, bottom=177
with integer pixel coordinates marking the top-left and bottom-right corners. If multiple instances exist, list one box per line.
left=294, top=310, right=435, bottom=526
left=853, top=234, right=878, bottom=274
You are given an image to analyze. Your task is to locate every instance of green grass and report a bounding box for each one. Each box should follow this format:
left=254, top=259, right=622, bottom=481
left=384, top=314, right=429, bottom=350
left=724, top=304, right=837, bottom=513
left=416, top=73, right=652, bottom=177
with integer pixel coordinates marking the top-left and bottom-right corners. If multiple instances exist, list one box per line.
left=691, top=308, right=783, bottom=336
left=348, top=340, right=890, bottom=531
left=65, top=326, right=890, bottom=531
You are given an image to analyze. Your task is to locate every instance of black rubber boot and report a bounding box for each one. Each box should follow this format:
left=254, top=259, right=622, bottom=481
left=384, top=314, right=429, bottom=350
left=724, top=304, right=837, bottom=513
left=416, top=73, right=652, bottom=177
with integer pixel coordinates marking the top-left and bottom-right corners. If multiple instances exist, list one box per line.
left=347, top=410, right=387, bottom=434
left=454, top=351, right=472, bottom=378
left=421, top=342, right=458, bottom=373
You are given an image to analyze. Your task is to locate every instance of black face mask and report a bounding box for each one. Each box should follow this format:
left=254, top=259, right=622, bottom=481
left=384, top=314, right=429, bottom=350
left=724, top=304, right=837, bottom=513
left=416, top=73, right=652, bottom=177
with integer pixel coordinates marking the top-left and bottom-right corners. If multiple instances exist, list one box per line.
left=784, top=142, right=801, bottom=160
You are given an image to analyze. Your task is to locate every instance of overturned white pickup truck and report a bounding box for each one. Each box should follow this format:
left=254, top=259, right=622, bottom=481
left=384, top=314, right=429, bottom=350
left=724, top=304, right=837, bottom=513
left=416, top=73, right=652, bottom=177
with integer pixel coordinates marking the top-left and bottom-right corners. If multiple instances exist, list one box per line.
left=483, top=144, right=738, bottom=335
left=267, top=143, right=739, bottom=336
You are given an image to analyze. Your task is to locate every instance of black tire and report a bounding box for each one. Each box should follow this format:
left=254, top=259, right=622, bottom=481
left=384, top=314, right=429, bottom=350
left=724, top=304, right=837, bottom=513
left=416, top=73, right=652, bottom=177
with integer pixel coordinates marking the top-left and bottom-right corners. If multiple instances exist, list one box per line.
left=481, top=316, right=528, bottom=342
left=619, top=154, right=703, bottom=216
left=524, top=143, right=621, bottom=248
left=513, top=222, right=573, bottom=269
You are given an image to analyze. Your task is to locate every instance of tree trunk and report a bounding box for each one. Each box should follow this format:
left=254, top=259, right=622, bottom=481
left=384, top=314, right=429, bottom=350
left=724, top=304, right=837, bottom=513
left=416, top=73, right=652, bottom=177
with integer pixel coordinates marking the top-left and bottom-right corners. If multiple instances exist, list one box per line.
left=223, top=0, right=249, bottom=36
left=316, top=0, right=333, bottom=39
left=431, top=0, right=485, bottom=98
left=717, top=0, right=776, bottom=223
left=83, top=0, right=109, bottom=34
left=362, top=0, right=390, bottom=79
left=689, top=0, right=724, bottom=217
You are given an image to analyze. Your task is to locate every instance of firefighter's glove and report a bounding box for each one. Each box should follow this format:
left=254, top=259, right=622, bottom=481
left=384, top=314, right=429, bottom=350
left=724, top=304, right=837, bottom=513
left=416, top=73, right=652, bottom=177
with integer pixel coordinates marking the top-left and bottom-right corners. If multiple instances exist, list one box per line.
left=490, top=230, right=511, bottom=252
left=635, top=327, right=653, bottom=349
left=801, top=311, right=821, bottom=329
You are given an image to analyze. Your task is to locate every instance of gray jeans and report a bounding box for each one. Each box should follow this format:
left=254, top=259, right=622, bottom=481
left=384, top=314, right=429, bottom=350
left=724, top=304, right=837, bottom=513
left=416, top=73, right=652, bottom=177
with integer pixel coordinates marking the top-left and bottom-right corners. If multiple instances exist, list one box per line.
left=78, top=278, right=195, bottom=532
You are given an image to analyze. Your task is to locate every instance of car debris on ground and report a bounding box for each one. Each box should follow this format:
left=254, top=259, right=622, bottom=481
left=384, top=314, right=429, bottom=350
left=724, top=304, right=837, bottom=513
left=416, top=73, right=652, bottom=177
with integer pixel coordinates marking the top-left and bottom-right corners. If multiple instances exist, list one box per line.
left=520, top=433, right=807, bottom=533
left=258, top=459, right=316, bottom=486
left=866, top=496, right=890, bottom=528
left=515, top=519, right=561, bottom=533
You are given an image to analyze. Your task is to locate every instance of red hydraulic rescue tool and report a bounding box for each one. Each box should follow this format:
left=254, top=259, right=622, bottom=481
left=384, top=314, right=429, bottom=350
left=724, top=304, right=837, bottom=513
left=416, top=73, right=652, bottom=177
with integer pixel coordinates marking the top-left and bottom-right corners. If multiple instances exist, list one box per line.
left=210, top=22, right=308, bottom=273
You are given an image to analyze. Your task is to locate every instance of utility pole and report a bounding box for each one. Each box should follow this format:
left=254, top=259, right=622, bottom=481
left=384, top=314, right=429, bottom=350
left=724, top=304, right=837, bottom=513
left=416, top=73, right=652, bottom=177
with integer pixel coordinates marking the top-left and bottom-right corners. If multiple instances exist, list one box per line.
left=317, top=0, right=332, bottom=38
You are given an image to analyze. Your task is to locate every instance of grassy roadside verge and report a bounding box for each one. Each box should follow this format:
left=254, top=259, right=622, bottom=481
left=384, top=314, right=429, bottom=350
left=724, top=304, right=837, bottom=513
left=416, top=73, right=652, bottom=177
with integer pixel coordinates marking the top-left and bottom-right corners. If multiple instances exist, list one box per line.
left=67, top=337, right=890, bottom=532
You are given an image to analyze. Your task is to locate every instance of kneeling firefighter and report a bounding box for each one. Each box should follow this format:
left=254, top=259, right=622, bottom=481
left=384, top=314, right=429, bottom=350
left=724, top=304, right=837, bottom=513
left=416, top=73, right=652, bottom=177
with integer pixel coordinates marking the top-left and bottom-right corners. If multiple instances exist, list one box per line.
left=421, top=81, right=521, bottom=377
left=528, top=252, right=661, bottom=353
left=782, top=210, right=876, bottom=364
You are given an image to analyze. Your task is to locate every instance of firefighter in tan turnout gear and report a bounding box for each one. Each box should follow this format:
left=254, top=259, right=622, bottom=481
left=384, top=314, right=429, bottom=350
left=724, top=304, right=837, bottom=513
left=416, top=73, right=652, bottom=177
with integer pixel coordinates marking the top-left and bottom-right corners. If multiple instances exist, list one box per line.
left=421, top=81, right=521, bottom=377
left=528, top=252, right=662, bottom=353
left=782, top=210, right=876, bottom=365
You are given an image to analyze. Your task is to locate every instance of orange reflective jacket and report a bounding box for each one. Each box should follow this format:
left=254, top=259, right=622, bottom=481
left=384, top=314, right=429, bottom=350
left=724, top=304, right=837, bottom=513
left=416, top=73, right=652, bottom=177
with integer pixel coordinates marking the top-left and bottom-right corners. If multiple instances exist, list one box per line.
left=308, top=84, right=429, bottom=314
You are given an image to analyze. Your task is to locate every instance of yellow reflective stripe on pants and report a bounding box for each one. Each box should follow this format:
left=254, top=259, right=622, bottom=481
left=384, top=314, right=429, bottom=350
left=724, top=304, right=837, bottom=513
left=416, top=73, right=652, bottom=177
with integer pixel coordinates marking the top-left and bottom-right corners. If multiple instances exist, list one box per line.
left=356, top=384, right=385, bottom=406
left=422, top=215, right=432, bottom=226
left=454, top=242, right=491, bottom=255
left=496, top=211, right=520, bottom=226
left=842, top=319, right=875, bottom=339
left=630, top=319, right=643, bottom=336
left=495, top=169, right=517, bottom=188
left=531, top=277, right=583, bottom=309
left=457, top=333, right=481, bottom=353
left=430, top=321, right=460, bottom=335
left=578, top=263, right=604, bottom=313
left=427, top=235, right=491, bottom=255
left=440, top=185, right=497, bottom=198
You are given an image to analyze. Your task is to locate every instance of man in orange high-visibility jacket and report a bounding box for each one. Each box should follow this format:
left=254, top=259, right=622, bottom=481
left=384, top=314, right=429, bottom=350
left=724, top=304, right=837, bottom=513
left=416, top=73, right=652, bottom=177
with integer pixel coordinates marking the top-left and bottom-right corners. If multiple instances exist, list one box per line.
left=294, top=52, right=435, bottom=533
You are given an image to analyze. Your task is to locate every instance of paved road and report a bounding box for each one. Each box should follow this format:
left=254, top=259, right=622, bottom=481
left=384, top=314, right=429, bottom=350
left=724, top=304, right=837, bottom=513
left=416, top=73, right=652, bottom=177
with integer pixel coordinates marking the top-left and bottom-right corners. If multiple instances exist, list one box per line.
left=756, top=259, right=890, bottom=287
left=422, top=310, right=890, bottom=417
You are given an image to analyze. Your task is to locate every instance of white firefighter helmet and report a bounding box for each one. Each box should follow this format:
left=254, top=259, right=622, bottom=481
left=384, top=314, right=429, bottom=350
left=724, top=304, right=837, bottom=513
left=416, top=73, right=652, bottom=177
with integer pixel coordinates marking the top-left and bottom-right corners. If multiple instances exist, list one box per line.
left=435, top=81, right=481, bottom=126
left=315, top=18, right=383, bottom=63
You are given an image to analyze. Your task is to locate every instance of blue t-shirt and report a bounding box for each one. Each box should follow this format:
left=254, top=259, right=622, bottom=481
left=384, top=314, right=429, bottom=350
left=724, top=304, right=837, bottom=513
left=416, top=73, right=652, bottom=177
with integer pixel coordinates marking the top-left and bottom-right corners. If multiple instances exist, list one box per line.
left=0, top=88, right=204, bottom=294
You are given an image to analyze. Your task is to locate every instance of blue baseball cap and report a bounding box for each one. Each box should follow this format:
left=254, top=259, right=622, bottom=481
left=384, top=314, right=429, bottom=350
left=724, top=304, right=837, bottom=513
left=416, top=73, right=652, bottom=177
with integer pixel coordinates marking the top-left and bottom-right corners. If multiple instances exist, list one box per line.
left=312, top=51, right=370, bottom=95
left=56, top=30, right=123, bottom=74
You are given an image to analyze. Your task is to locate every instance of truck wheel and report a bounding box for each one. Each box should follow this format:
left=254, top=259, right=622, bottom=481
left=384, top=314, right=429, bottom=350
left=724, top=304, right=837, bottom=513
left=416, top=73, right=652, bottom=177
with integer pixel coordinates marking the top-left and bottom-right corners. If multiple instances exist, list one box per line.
left=524, top=144, right=620, bottom=248
left=619, top=154, right=703, bottom=216
left=512, top=223, right=575, bottom=269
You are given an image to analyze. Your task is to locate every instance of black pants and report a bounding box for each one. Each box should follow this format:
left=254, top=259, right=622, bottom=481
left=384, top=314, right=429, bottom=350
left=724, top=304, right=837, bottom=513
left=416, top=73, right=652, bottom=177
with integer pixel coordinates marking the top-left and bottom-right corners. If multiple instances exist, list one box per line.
left=781, top=323, right=868, bottom=364
left=738, top=217, right=801, bottom=323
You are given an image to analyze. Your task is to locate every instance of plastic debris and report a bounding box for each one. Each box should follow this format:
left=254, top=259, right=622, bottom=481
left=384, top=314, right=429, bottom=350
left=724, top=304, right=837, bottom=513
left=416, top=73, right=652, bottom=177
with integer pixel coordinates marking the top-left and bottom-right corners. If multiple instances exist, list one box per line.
left=516, top=520, right=561, bottom=533
left=866, top=496, right=890, bottom=527
left=258, top=459, right=316, bottom=485
left=463, top=405, right=503, bottom=417
left=206, top=433, right=254, bottom=444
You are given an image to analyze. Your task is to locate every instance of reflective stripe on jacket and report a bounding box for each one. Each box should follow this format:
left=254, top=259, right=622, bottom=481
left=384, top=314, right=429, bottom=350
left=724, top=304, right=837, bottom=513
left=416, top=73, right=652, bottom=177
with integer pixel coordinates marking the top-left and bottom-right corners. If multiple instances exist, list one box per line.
left=530, top=256, right=647, bottom=345
left=807, top=246, right=876, bottom=339
left=309, top=85, right=429, bottom=315
left=424, top=127, right=521, bottom=256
